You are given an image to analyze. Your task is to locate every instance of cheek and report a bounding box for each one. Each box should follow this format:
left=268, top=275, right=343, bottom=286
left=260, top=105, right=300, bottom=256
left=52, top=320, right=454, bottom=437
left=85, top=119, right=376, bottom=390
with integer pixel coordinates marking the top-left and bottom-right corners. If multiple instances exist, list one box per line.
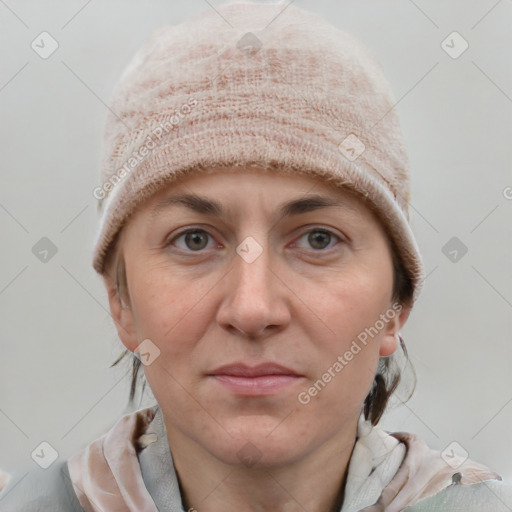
left=128, top=264, right=215, bottom=357
left=313, top=267, right=392, bottom=343
left=295, top=269, right=390, bottom=411
left=129, top=267, right=217, bottom=415
left=297, top=323, right=381, bottom=426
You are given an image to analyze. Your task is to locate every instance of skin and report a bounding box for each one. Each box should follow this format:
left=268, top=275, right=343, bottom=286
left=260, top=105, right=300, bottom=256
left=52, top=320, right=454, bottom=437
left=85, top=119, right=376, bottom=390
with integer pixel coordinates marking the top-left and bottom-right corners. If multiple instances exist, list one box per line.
left=104, top=166, right=411, bottom=512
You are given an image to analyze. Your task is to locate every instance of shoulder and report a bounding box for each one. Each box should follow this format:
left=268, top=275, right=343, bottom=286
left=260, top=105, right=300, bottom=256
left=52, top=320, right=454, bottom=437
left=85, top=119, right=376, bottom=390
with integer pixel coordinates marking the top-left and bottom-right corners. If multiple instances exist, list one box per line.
left=404, top=479, right=512, bottom=511
left=0, top=460, right=84, bottom=511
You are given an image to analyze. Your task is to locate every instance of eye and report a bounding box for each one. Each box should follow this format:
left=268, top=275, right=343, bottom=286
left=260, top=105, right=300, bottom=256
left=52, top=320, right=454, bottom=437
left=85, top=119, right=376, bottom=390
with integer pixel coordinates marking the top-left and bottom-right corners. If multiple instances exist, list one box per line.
left=169, top=228, right=217, bottom=252
left=294, top=228, right=342, bottom=251
left=166, top=226, right=344, bottom=253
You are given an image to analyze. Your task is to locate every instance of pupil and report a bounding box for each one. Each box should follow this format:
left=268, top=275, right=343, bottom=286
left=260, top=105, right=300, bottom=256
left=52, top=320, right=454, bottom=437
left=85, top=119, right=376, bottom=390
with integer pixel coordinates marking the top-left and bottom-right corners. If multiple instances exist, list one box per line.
left=310, top=231, right=330, bottom=249
left=186, top=232, right=207, bottom=250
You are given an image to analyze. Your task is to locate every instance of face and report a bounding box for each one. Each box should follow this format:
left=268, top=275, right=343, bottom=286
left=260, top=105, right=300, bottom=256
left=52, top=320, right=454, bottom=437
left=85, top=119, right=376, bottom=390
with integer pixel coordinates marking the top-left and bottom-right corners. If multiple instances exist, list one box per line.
left=106, top=166, right=410, bottom=469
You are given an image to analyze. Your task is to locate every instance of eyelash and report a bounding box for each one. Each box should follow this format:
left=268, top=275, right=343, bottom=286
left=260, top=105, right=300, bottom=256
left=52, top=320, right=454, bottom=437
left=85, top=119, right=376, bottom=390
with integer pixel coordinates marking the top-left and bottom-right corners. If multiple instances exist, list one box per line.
left=165, top=226, right=345, bottom=254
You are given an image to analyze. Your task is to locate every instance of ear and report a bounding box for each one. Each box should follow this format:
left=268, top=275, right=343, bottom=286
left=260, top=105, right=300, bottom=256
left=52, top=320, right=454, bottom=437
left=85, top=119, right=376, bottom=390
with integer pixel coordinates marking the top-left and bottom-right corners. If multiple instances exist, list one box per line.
left=379, top=303, right=412, bottom=357
left=102, top=272, right=139, bottom=353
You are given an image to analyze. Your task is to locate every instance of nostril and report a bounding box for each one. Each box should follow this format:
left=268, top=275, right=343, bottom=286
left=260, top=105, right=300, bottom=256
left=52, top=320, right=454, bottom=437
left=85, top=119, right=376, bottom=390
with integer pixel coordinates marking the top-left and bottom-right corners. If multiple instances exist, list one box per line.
left=232, top=326, right=248, bottom=337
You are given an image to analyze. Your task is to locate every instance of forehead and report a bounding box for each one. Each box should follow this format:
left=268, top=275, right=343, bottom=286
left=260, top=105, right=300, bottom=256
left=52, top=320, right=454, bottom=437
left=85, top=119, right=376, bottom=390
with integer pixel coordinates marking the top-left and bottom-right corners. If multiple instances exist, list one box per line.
left=142, top=165, right=372, bottom=217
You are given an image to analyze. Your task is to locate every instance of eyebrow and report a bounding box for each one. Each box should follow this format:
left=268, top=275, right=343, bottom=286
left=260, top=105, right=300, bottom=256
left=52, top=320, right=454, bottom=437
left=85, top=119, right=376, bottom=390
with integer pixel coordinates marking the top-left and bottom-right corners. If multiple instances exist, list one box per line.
left=148, top=192, right=360, bottom=223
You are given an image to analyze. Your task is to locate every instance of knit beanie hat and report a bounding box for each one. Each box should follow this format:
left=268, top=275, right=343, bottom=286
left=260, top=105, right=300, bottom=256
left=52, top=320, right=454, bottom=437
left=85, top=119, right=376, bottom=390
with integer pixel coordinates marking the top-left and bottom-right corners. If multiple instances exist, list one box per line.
left=91, top=1, right=426, bottom=304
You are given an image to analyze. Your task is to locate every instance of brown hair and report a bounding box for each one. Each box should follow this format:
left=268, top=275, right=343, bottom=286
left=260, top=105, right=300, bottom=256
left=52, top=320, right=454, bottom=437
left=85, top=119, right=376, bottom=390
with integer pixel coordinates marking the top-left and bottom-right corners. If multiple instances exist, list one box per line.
left=105, top=219, right=416, bottom=427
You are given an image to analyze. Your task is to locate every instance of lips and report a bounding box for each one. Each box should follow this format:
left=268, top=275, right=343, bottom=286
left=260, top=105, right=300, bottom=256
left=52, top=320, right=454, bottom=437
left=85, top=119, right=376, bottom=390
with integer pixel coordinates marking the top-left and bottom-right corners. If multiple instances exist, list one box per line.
left=206, top=362, right=304, bottom=396
left=207, top=362, right=301, bottom=378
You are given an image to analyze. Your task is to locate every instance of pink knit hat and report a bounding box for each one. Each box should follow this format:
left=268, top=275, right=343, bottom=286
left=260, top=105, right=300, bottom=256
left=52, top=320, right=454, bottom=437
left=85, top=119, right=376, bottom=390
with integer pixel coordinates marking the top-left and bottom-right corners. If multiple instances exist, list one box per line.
left=91, top=1, right=425, bottom=303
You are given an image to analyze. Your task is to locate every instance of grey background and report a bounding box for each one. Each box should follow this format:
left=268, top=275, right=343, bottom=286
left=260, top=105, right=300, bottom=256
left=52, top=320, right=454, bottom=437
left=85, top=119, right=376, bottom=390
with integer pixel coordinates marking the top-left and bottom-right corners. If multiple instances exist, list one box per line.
left=1, top=0, right=511, bottom=484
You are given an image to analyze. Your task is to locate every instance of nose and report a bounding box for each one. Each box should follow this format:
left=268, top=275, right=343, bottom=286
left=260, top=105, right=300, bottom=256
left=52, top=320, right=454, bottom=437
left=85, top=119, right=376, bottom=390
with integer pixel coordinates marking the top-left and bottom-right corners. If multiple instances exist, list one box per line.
left=216, top=240, right=291, bottom=340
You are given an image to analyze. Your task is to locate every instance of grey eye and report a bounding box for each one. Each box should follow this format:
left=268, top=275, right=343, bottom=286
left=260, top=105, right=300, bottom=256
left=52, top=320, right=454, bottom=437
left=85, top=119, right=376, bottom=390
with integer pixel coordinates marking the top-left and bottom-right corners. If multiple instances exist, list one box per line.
left=172, top=229, right=213, bottom=251
left=307, top=231, right=332, bottom=249
left=295, top=229, right=340, bottom=251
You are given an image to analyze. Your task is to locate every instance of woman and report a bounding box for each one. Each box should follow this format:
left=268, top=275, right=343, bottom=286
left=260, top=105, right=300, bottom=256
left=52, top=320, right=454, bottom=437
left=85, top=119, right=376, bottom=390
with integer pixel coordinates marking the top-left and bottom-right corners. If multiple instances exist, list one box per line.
left=1, top=2, right=511, bottom=511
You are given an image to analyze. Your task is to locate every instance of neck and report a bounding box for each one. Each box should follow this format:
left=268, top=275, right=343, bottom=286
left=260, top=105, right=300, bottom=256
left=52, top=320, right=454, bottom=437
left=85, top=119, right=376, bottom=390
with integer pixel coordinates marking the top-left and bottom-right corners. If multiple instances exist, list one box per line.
left=164, top=415, right=359, bottom=512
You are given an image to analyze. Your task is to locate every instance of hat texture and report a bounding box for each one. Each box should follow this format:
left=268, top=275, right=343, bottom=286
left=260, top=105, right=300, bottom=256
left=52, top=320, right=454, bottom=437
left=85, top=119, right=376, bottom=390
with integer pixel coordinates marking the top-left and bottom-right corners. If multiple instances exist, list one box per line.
left=92, top=1, right=426, bottom=303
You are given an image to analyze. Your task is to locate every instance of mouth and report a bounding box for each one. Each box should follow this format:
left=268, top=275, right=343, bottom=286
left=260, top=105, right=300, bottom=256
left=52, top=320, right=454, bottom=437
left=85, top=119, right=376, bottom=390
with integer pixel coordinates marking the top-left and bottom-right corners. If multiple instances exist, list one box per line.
left=206, top=362, right=304, bottom=396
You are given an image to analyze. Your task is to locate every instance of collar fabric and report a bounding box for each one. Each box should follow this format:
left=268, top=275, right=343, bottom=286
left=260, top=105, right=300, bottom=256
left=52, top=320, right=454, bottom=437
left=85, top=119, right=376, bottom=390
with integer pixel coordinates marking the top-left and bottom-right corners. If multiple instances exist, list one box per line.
left=67, top=405, right=501, bottom=512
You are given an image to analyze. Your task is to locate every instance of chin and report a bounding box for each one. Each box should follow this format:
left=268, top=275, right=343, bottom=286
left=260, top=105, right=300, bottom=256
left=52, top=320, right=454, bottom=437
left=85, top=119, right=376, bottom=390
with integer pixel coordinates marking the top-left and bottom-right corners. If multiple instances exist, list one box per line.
left=214, top=420, right=310, bottom=468
left=210, top=437, right=306, bottom=470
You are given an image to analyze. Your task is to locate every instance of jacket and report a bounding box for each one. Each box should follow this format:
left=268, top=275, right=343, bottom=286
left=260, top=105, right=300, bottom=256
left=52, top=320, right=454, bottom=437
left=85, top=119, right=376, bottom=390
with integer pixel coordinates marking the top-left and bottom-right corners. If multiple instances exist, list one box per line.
left=1, top=404, right=511, bottom=511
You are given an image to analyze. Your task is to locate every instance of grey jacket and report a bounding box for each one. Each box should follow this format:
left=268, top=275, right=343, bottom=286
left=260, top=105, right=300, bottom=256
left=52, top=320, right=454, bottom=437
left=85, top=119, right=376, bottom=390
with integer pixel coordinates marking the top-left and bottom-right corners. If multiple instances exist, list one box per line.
left=1, top=406, right=511, bottom=511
